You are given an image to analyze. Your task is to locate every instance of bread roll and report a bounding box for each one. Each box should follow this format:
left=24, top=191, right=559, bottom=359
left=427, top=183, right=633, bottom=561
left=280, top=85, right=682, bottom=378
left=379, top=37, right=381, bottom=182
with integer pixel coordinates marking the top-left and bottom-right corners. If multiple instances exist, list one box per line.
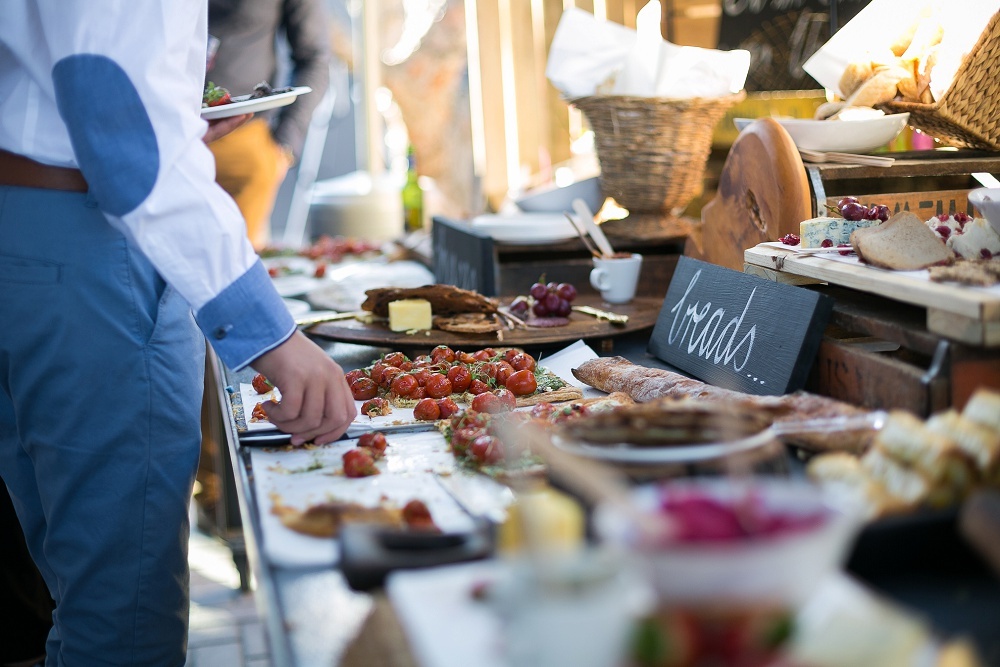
left=846, top=65, right=908, bottom=108
left=839, top=60, right=873, bottom=98
left=814, top=100, right=847, bottom=121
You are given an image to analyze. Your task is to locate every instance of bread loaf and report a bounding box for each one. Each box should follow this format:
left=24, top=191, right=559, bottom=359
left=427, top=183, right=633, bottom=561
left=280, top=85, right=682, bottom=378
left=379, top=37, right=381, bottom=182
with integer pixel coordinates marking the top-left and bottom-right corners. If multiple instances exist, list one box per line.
left=570, top=357, right=876, bottom=453
left=851, top=211, right=955, bottom=270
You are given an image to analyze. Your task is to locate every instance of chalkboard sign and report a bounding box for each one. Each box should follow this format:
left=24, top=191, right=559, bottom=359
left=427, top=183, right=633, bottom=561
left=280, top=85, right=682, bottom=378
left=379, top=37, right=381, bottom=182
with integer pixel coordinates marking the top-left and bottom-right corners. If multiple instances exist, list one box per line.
left=715, top=0, right=871, bottom=91
left=431, top=216, right=498, bottom=296
left=647, top=257, right=832, bottom=396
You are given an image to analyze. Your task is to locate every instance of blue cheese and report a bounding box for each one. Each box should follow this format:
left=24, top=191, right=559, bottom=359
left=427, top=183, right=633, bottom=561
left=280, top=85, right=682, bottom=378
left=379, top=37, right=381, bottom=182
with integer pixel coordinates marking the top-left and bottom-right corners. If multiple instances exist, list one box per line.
left=799, top=216, right=880, bottom=248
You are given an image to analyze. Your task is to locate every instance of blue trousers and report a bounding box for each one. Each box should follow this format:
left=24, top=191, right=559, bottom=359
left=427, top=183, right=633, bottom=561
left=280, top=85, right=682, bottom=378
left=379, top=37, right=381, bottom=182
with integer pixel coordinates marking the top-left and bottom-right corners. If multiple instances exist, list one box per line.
left=0, top=185, right=204, bottom=666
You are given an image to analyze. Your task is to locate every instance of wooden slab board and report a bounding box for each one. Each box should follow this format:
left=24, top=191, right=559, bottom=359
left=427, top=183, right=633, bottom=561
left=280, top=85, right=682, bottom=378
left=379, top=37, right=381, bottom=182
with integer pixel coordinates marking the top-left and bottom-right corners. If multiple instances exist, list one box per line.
left=744, top=243, right=1000, bottom=346
left=307, top=294, right=661, bottom=350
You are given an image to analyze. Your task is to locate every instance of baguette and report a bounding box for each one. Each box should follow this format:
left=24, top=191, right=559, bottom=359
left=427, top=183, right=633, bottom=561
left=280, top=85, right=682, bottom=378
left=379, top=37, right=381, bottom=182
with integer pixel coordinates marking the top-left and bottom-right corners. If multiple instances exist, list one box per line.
left=571, top=357, right=876, bottom=453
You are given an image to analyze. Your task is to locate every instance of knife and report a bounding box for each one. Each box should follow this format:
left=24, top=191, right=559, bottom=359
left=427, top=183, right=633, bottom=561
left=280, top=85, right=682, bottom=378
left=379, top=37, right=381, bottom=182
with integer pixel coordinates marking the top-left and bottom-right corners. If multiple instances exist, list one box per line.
left=294, top=310, right=370, bottom=327
left=572, top=305, right=629, bottom=326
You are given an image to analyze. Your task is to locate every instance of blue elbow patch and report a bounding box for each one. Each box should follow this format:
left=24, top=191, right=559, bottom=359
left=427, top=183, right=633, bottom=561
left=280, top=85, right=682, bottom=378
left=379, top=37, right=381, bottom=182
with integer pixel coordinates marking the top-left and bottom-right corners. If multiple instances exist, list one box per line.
left=52, top=54, right=159, bottom=217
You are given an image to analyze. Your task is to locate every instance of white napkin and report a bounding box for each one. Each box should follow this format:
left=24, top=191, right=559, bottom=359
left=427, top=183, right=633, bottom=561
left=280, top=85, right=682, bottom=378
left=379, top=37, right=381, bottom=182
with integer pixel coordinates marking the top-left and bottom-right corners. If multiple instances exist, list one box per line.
left=547, top=2, right=749, bottom=99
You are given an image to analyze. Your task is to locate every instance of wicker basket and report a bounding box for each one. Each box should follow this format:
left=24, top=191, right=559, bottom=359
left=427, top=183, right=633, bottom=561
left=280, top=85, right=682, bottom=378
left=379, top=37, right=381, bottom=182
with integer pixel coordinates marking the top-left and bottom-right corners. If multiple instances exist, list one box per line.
left=573, top=92, right=745, bottom=214
left=879, top=10, right=1000, bottom=150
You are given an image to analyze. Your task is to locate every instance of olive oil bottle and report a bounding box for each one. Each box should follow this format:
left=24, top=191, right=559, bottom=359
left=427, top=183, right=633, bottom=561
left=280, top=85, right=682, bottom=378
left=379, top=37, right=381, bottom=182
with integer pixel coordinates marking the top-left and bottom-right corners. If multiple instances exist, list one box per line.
left=402, top=145, right=423, bottom=232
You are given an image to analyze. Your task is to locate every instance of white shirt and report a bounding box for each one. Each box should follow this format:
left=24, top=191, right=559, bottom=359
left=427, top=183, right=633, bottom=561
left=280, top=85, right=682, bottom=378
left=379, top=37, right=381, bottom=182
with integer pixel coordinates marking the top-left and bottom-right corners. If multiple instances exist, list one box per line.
left=0, top=0, right=293, bottom=369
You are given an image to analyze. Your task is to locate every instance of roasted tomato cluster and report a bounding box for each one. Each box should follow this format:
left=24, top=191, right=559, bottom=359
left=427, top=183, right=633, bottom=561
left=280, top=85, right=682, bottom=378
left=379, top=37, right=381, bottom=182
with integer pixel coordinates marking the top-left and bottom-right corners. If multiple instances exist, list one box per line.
left=346, top=346, right=541, bottom=421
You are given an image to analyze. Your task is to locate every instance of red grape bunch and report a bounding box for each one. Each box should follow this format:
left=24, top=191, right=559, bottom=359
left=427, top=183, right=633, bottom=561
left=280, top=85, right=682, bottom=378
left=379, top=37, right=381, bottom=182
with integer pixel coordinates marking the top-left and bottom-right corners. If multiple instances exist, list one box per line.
left=833, top=196, right=890, bottom=223
left=508, top=280, right=578, bottom=318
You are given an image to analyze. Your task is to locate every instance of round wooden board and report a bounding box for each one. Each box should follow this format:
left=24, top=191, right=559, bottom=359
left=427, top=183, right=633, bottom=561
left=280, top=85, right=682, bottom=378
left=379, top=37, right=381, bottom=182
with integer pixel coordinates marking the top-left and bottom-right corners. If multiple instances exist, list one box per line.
left=306, top=294, right=662, bottom=351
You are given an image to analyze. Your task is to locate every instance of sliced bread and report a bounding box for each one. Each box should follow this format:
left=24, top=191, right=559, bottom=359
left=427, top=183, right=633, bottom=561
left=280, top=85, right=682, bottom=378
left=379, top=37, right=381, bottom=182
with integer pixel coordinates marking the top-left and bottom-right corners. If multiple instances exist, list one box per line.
left=851, top=210, right=955, bottom=270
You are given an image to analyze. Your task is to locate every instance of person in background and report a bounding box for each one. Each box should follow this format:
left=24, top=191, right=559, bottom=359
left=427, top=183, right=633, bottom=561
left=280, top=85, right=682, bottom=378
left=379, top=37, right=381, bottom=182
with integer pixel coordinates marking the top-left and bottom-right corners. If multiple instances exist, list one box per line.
left=207, top=0, right=332, bottom=249
left=0, top=3, right=356, bottom=664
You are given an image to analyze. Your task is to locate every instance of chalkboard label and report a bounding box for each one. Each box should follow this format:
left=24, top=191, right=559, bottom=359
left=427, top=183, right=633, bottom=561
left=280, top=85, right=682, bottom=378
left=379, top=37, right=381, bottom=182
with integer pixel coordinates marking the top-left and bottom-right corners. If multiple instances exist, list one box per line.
left=648, top=257, right=832, bottom=395
left=431, top=216, right=499, bottom=296
left=716, top=0, right=871, bottom=91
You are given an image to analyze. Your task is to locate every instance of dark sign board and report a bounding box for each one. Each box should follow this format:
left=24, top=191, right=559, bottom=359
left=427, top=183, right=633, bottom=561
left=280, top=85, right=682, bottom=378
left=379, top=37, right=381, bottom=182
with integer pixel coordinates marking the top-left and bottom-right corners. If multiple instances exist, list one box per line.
left=431, top=216, right=498, bottom=296
left=647, top=257, right=832, bottom=395
left=716, top=0, right=871, bottom=91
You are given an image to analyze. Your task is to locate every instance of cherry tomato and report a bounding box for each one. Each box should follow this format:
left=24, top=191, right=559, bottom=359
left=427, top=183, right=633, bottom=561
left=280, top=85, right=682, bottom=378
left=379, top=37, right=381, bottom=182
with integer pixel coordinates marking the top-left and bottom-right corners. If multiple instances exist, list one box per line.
left=390, top=373, right=419, bottom=397
left=470, top=435, right=504, bottom=465
left=424, top=374, right=453, bottom=399
left=350, top=377, right=378, bottom=401
left=456, top=351, right=477, bottom=364
left=412, top=354, right=432, bottom=366
left=369, top=361, right=388, bottom=385
left=251, top=373, right=273, bottom=394
left=383, top=352, right=409, bottom=367
left=430, top=345, right=456, bottom=364
left=471, top=392, right=504, bottom=414
left=530, top=402, right=557, bottom=420
left=313, top=262, right=327, bottom=278
left=413, top=398, right=441, bottom=421
left=472, top=348, right=497, bottom=362
left=505, top=369, right=537, bottom=396
left=402, top=499, right=436, bottom=530
left=493, top=361, right=514, bottom=385
left=379, top=366, right=403, bottom=390
left=412, top=368, right=433, bottom=387
left=343, top=449, right=379, bottom=477
left=494, top=387, right=517, bottom=411
left=509, top=352, right=536, bottom=372
left=450, top=426, right=483, bottom=456
left=360, top=397, right=391, bottom=417
left=436, top=397, right=460, bottom=419
left=344, top=369, right=368, bottom=386
left=410, top=386, right=428, bottom=400
left=447, top=365, right=472, bottom=393
left=468, top=378, right=491, bottom=395
left=357, top=431, right=388, bottom=459
left=502, top=349, right=520, bottom=363
left=398, top=361, right=414, bottom=372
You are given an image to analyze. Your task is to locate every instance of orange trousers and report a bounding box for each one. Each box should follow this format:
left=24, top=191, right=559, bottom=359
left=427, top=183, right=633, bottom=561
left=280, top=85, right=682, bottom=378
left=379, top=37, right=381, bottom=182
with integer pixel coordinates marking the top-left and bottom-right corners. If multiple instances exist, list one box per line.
left=208, top=118, right=289, bottom=249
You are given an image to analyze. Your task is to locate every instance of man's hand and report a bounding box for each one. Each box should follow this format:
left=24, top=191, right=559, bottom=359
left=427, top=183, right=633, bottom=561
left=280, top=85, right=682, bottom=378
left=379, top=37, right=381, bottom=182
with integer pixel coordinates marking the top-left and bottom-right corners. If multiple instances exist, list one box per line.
left=203, top=113, right=253, bottom=144
left=251, top=332, right=357, bottom=445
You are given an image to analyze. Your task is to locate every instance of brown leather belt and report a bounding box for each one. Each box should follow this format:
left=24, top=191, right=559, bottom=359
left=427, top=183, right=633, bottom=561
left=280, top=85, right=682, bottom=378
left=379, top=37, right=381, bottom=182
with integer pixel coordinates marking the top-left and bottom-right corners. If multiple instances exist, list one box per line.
left=0, top=148, right=88, bottom=193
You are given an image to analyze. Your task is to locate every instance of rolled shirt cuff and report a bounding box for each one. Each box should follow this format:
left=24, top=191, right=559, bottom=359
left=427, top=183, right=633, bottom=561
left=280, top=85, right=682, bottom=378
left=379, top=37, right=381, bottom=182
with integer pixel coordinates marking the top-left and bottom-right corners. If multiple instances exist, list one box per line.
left=195, top=259, right=295, bottom=370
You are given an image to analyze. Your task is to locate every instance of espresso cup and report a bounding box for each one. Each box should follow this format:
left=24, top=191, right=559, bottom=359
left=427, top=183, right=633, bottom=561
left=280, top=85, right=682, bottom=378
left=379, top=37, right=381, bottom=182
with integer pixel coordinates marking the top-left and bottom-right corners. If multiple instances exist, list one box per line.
left=589, top=253, right=642, bottom=304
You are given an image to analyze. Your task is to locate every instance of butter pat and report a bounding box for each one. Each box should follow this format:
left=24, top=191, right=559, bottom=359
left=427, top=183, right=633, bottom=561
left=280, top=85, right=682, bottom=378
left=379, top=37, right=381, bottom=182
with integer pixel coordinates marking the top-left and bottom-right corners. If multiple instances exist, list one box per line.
left=800, top=216, right=879, bottom=248
left=498, top=486, right=585, bottom=554
left=388, top=298, right=433, bottom=331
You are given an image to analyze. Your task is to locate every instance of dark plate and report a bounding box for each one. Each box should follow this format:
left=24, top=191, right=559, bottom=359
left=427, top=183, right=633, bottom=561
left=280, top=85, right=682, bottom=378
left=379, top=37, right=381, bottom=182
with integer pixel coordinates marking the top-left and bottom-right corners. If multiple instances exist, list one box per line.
left=306, top=294, right=662, bottom=351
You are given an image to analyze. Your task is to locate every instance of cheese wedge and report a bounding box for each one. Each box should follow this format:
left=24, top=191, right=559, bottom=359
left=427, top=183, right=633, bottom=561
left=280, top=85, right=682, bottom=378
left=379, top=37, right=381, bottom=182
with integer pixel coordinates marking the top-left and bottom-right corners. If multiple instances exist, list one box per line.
left=800, top=216, right=879, bottom=248
left=388, top=298, right=433, bottom=332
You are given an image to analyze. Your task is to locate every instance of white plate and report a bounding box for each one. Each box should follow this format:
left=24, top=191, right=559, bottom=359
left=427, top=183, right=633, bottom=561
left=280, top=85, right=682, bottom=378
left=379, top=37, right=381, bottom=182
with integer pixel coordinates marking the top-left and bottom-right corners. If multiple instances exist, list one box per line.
left=551, top=429, right=776, bottom=464
left=470, top=213, right=579, bottom=245
left=201, top=86, right=312, bottom=120
left=733, top=113, right=909, bottom=154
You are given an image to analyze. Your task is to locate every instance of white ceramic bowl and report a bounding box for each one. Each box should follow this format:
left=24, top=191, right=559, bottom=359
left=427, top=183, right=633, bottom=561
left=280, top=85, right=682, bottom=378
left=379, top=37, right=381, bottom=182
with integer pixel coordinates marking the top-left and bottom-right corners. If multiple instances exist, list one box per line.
left=470, top=213, right=579, bottom=244
left=968, top=187, right=1000, bottom=237
left=514, top=176, right=604, bottom=215
left=595, top=477, right=864, bottom=607
left=733, top=113, right=910, bottom=154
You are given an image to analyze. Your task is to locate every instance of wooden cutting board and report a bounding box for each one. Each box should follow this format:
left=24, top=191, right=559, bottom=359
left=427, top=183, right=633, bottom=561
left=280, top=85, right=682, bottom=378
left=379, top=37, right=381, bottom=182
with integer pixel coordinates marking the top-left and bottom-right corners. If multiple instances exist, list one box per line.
left=307, top=294, right=662, bottom=351
left=687, top=117, right=811, bottom=271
